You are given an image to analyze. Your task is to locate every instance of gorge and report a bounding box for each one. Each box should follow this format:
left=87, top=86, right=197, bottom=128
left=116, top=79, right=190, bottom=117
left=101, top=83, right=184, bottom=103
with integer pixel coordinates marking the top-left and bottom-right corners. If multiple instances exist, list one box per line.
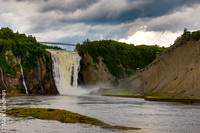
left=1, top=28, right=200, bottom=102
left=1, top=28, right=200, bottom=133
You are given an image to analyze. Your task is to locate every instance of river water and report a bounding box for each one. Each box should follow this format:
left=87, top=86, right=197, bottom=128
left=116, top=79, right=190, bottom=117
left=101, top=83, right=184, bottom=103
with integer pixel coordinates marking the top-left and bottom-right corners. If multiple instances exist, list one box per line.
left=2, top=95, right=200, bottom=133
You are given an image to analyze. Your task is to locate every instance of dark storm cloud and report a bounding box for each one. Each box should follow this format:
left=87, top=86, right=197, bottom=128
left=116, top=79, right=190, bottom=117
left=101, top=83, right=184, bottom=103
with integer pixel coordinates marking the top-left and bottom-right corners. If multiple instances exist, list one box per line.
left=115, top=0, right=200, bottom=23
left=33, top=0, right=200, bottom=24
left=1, top=0, right=200, bottom=46
left=102, top=0, right=200, bottom=24
left=15, top=0, right=48, bottom=2
left=144, top=3, right=200, bottom=32
left=39, top=0, right=99, bottom=13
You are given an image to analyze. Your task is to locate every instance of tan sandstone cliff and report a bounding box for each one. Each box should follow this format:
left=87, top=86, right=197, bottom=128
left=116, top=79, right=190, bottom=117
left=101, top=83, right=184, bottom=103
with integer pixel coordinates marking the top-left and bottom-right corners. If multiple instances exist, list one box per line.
left=122, top=36, right=200, bottom=99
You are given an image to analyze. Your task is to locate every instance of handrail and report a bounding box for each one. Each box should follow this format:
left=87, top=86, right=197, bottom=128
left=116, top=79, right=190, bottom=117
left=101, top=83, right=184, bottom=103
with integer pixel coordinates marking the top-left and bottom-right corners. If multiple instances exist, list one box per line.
left=39, top=42, right=77, bottom=46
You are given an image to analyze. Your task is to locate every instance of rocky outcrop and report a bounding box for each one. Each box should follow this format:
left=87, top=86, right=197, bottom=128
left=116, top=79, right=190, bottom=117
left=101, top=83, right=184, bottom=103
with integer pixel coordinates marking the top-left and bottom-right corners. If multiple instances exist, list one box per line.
left=79, top=53, right=115, bottom=87
left=24, top=53, right=58, bottom=94
left=0, top=51, right=58, bottom=95
left=122, top=37, right=200, bottom=99
left=0, top=28, right=59, bottom=95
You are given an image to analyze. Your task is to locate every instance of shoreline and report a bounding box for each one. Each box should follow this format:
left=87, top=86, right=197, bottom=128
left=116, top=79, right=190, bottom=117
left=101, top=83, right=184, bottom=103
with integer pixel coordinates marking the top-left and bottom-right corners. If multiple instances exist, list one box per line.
left=0, top=93, right=59, bottom=97
left=2, top=93, right=200, bottom=103
left=145, top=96, right=200, bottom=103
left=103, top=94, right=200, bottom=103
left=103, top=94, right=144, bottom=98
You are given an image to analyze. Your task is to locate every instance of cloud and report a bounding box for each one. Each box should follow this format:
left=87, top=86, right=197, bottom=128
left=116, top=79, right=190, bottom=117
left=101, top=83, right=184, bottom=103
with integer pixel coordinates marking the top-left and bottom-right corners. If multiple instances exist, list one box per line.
left=120, top=3, right=200, bottom=47
left=0, top=0, right=200, bottom=47
left=39, top=0, right=99, bottom=13
left=35, top=0, right=150, bottom=24
left=33, top=22, right=132, bottom=43
left=145, top=4, right=200, bottom=32
left=36, top=0, right=200, bottom=24
left=119, top=30, right=182, bottom=47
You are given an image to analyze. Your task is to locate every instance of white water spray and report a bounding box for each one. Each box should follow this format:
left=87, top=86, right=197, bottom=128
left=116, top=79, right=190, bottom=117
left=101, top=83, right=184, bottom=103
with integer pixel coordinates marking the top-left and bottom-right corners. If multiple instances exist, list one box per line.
left=46, top=49, right=81, bottom=94
left=17, top=56, right=28, bottom=94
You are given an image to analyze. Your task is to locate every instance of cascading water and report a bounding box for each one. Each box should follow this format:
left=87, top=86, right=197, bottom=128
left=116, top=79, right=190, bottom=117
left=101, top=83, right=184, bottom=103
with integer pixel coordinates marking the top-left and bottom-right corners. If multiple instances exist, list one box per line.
left=17, top=56, right=28, bottom=94
left=46, top=49, right=81, bottom=94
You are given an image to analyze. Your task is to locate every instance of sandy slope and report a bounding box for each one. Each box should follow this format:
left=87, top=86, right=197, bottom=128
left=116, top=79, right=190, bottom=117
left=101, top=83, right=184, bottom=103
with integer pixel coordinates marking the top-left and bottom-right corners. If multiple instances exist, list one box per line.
left=123, top=38, right=200, bottom=99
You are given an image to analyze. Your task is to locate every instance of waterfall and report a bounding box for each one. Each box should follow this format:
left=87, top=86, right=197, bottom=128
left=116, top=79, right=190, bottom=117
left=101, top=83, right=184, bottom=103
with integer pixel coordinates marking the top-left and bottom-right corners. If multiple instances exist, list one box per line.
left=17, top=56, right=28, bottom=94
left=0, top=67, right=7, bottom=89
left=46, top=49, right=81, bottom=94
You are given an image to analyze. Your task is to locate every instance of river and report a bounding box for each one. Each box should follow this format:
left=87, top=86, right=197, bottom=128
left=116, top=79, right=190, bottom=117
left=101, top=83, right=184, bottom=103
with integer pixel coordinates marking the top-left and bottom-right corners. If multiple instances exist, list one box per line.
left=2, top=94, right=200, bottom=133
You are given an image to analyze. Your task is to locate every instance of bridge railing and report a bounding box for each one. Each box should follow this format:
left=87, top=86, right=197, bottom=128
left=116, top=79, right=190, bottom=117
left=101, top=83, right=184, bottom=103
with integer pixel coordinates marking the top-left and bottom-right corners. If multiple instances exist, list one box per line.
left=39, top=42, right=77, bottom=46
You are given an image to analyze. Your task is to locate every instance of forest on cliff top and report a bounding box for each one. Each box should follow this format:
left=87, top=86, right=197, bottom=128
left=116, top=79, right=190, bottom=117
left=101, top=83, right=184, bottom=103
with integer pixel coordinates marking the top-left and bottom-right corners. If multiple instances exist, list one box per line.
left=76, top=40, right=165, bottom=78
left=0, top=28, right=60, bottom=76
left=76, top=30, right=200, bottom=78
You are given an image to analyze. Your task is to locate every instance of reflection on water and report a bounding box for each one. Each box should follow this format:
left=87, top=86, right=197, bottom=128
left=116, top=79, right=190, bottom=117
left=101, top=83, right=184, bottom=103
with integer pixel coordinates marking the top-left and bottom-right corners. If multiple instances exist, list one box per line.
left=2, top=95, right=200, bottom=133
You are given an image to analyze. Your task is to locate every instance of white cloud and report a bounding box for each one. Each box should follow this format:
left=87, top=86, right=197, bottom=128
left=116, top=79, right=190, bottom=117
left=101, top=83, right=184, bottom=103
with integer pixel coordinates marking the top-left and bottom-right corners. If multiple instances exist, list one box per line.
left=0, top=1, right=39, bottom=32
left=146, top=4, right=200, bottom=32
left=120, top=4, right=200, bottom=47
left=0, top=0, right=140, bottom=42
left=119, top=30, right=182, bottom=47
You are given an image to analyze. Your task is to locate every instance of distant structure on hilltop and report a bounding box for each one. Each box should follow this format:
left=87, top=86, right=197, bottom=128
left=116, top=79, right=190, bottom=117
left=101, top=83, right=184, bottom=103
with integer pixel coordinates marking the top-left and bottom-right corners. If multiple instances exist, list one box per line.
left=183, top=28, right=190, bottom=34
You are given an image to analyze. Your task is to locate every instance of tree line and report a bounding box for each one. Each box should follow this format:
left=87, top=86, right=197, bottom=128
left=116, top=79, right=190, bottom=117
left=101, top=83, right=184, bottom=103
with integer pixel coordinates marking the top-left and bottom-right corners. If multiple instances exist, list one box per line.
left=76, top=40, right=165, bottom=78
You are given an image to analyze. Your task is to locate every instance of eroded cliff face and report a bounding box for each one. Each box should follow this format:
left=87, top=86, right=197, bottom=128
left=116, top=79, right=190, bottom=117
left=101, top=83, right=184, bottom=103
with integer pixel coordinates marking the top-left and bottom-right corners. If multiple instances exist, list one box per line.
left=0, top=51, right=58, bottom=95
left=1, top=50, right=21, bottom=93
left=24, top=53, right=58, bottom=94
left=123, top=38, right=200, bottom=99
left=0, top=28, right=59, bottom=95
left=79, top=53, right=115, bottom=87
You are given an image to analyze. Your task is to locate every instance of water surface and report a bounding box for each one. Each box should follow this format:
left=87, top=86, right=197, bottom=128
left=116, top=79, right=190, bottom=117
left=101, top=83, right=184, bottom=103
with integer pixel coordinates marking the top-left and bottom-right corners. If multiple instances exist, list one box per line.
left=2, top=95, right=200, bottom=133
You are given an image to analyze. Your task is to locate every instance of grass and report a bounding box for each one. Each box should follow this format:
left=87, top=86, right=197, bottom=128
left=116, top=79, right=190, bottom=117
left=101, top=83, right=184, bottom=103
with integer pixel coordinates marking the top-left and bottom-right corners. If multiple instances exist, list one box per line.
left=6, top=108, right=103, bottom=125
left=146, top=93, right=194, bottom=99
left=103, top=88, right=142, bottom=97
left=5, top=108, right=141, bottom=131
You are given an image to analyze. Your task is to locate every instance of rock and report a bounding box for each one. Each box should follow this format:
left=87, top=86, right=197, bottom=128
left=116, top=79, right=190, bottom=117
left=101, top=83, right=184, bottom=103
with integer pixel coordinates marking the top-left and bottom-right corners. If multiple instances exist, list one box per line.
left=0, top=51, right=58, bottom=95
left=24, top=52, right=58, bottom=94
left=122, top=37, right=200, bottom=99
left=79, top=53, right=115, bottom=87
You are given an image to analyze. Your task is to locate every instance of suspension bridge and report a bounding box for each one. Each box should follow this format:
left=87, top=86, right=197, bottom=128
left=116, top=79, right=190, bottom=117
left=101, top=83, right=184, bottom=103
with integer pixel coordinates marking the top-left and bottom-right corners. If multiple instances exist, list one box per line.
left=39, top=42, right=77, bottom=46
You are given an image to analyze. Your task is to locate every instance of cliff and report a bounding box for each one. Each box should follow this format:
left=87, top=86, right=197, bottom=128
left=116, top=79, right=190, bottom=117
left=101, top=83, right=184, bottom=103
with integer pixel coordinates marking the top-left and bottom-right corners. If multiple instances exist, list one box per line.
left=79, top=52, right=115, bottom=87
left=76, top=40, right=165, bottom=87
left=0, top=28, right=58, bottom=95
left=121, top=31, right=200, bottom=99
left=23, top=53, right=58, bottom=94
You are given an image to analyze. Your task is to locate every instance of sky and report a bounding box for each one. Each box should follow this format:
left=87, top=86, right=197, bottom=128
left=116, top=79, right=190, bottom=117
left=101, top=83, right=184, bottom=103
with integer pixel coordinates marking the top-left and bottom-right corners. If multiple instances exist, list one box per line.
left=0, top=0, right=200, bottom=48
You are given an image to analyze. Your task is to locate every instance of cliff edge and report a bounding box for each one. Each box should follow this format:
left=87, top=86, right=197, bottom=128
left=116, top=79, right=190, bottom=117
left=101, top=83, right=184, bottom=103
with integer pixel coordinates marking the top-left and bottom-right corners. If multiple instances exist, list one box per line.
left=0, top=28, right=58, bottom=95
left=122, top=31, right=200, bottom=99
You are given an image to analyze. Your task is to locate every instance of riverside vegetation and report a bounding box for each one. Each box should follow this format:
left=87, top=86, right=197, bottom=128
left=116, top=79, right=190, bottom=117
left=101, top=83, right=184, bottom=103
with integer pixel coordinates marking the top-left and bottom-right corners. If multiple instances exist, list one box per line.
left=6, top=108, right=141, bottom=131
